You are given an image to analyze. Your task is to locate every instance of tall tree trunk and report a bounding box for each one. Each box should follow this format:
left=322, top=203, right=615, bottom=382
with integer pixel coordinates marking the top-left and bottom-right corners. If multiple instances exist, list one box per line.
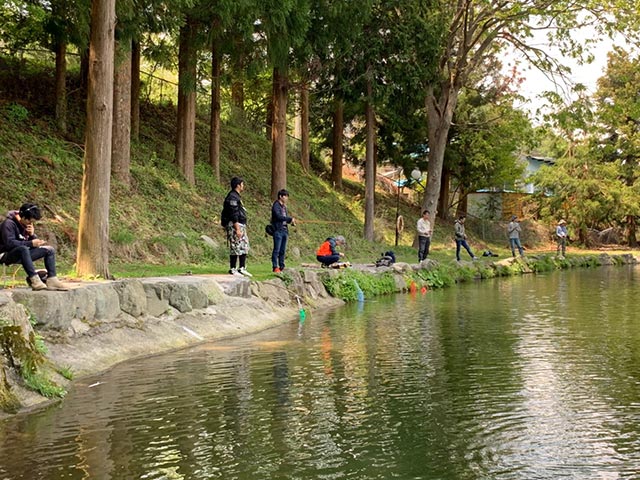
left=80, top=47, right=90, bottom=94
left=231, top=80, right=244, bottom=110
left=54, top=40, right=67, bottom=133
left=294, top=92, right=302, bottom=139
left=209, top=25, right=221, bottom=182
left=130, top=39, right=140, bottom=141
left=271, top=66, right=288, bottom=199
left=265, top=95, right=274, bottom=141
left=422, top=86, right=458, bottom=216
left=175, top=19, right=197, bottom=185
left=231, top=45, right=245, bottom=111
left=112, top=38, right=132, bottom=186
left=364, top=77, right=375, bottom=241
left=627, top=215, right=637, bottom=247
left=77, top=0, right=115, bottom=278
left=331, top=99, right=344, bottom=190
left=437, top=167, right=451, bottom=220
left=455, top=188, right=468, bottom=218
left=624, top=170, right=637, bottom=247
left=300, top=83, right=310, bottom=172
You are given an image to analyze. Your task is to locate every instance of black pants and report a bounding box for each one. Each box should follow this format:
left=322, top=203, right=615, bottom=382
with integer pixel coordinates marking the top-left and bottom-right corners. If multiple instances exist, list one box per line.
left=418, top=236, right=431, bottom=261
left=1, top=246, right=56, bottom=278
left=317, top=254, right=340, bottom=266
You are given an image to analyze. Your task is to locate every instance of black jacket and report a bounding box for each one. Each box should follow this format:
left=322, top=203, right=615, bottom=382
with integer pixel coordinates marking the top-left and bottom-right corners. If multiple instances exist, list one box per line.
left=222, top=190, right=247, bottom=225
left=270, top=201, right=293, bottom=231
left=0, top=211, right=38, bottom=254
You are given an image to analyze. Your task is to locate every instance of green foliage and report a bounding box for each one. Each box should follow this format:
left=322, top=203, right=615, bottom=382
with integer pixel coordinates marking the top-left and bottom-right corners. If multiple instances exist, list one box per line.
left=34, top=334, right=48, bottom=355
left=1, top=325, right=67, bottom=403
left=447, top=85, right=532, bottom=198
left=22, top=369, right=66, bottom=398
left=0, top=369, right=21, bottom=414
left=453, top=264, right=477, bottom=283
left=530, top=256, right=556, bottom=272
left=412, top=268, right=455, bottom=289
left=111, top=229, right=137, bottom=245
left=475, top=263, right=497, bottom=279
left=56, top=365, right=74, bottom=380
left=4, top=103, right=29, bottom=123
left=530, top=155, right=621, bottom=244
left=530, top=48, right=640, bottom=246
left=322, top=270, right=395, bottom=302
left=277, top=271, right=294, bottom=286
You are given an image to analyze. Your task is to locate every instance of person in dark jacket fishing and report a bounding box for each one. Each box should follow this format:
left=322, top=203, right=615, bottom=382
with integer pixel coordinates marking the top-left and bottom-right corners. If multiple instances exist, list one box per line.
left=270, top=189, right=295, bottom=273
left=0, top=203, right=66, bottom=290
left=316, top=235, right=346, bottom=266
left=221, top=177, right=251, bottom=277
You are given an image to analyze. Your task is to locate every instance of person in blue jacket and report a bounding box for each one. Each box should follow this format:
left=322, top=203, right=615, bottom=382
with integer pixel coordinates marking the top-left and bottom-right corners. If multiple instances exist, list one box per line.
left=0, top=203, right=66, bottom=290
left=270, top=189, right=296, bottom=273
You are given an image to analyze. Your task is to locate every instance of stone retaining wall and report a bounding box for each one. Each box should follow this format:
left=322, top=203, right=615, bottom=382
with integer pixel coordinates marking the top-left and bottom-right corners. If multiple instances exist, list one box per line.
left=0, top=270, right=343, bottom=414
left=1, top=254, right=638, bottom=415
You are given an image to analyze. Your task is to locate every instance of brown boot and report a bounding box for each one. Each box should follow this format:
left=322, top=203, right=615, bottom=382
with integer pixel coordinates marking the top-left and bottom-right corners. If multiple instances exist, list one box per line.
left=29, top=275, right=47, bottom=291
left=46, top=276, right=67, bottom=291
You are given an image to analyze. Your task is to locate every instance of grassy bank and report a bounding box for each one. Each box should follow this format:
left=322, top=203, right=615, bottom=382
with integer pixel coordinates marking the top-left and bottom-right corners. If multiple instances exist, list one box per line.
left=319, top=253, right=638, bottom=302
left=0, top=55, right=620, bottom=284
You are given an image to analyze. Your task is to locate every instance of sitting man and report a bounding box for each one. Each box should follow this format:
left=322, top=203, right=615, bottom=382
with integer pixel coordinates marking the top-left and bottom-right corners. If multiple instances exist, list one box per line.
left=316, top=235, right=346, bottom=267
left=0, top=203, right=66, bottom=290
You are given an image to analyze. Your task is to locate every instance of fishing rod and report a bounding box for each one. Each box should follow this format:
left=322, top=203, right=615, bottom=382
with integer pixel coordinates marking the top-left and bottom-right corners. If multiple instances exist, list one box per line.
left=294, top=219, right=355, bottom=225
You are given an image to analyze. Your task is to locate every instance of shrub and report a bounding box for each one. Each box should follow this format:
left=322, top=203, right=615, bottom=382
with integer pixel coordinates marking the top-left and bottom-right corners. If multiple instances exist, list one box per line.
left=4, top=103, right=29, bottom=123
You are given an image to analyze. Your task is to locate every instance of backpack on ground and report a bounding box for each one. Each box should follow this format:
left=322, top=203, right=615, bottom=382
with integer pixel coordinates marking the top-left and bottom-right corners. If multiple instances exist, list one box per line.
left=375, top=251, right=396, bottom=267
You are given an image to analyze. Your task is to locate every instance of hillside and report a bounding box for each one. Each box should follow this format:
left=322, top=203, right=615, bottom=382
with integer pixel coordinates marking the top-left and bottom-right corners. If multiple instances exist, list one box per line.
left=0, top=57, right=428, bottom=278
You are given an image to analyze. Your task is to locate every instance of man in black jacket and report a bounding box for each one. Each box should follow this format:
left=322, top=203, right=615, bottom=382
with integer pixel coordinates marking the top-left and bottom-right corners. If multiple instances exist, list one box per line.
left=0, top=203, right=66, bottom=290
left=270, top=189, right=295, bottom=273
left=221, top=177, right=252, bottom=276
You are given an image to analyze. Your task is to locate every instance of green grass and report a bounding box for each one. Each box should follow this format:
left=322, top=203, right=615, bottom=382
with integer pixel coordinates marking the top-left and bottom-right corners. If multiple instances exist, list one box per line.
left=0, top=55, right=596, bottom=280
left=56, top=365, right=74, bottom=381
left=22, top=369, right=66, bottom=398
left=0, top=57, right=429, bottom=277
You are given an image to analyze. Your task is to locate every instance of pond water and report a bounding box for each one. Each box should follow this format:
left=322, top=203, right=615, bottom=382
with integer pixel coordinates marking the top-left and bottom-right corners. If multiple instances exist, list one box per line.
left=2, top=266, right=640, bottom=480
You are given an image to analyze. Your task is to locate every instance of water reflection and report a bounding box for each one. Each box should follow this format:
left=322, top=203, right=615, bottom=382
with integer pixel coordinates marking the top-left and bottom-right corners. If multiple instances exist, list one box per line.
left=1, top=267, right=640, bottom=479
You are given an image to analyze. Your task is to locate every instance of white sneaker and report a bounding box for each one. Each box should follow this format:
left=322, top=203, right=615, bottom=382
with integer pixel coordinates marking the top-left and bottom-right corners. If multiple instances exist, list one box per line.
left=228, top=268, right=243, bottom=276
left=238, top=267, right=253, bottom=277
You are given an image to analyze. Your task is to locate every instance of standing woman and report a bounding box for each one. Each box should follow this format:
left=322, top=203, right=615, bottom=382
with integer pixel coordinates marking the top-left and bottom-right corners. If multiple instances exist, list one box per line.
left=270, top=189, right=295, bottom=273
left=222, top=177, right=252, bottom=276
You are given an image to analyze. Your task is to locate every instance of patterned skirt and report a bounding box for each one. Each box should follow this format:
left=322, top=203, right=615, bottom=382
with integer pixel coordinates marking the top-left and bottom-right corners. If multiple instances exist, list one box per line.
left=226, top=223, right=250, bottom=255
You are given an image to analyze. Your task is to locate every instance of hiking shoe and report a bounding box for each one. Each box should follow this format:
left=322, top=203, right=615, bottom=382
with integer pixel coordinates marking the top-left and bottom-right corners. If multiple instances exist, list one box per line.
left=46, top=276, right=67, bottom=291
left=238, top=267, right=253, bottom=277
left=29, top=275, right=47, bottom=291
left=273, top=267, right=281, bottom=273
left=229, top=268, right=243, bottom=276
